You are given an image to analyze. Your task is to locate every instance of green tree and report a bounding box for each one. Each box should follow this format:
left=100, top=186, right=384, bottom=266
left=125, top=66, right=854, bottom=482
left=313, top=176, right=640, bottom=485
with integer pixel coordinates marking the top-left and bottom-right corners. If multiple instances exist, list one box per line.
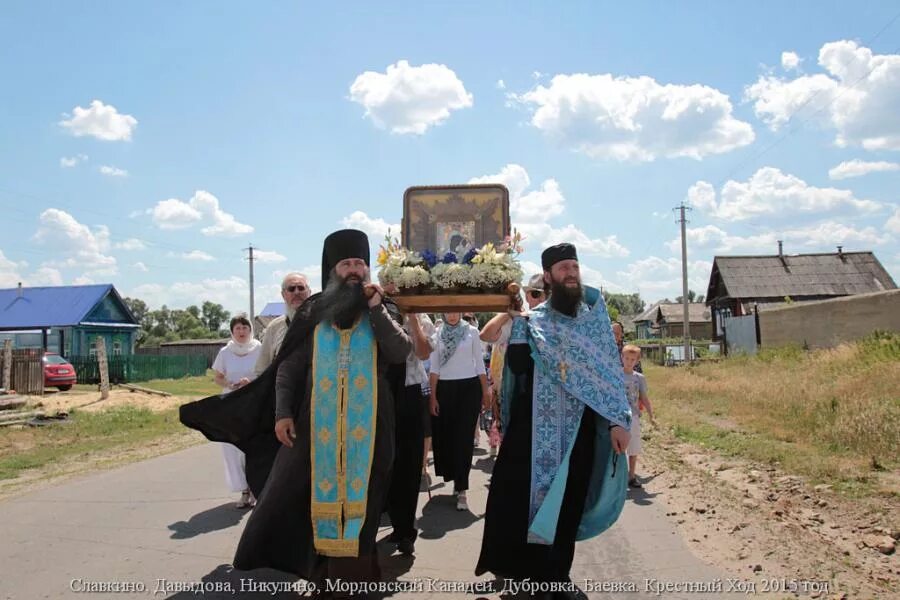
left=201, top=301, right=231, bottom=334
left=602, top=292, right=645, bottom=316
left=675, top=289, right=705, bottom=303
left=124, top=297, right=150, bottom=345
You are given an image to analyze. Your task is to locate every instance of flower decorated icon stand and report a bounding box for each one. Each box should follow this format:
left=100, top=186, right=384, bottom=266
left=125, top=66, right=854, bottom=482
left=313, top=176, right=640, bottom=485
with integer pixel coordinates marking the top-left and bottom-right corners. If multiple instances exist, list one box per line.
left=390, top=282, right=522, bottom=313
left=380, top=183, right=525, bottom=313
left=378, top=233, right=525, bottom=314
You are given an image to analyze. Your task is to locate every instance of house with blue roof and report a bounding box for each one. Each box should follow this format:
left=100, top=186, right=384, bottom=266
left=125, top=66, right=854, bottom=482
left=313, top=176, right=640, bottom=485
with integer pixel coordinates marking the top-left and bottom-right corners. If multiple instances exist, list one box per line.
left=253, top=301, right=286, bottom=338
left=0, top=283, right=140, bottom=357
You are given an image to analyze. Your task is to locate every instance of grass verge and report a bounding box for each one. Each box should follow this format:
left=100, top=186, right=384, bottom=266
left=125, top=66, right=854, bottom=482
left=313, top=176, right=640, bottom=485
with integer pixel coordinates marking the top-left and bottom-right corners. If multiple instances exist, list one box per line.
left=0, top=406, right=186, bottom=481
left=73, top=371, right=221, bottom=397
left=644, top=332, right=900, bottom=498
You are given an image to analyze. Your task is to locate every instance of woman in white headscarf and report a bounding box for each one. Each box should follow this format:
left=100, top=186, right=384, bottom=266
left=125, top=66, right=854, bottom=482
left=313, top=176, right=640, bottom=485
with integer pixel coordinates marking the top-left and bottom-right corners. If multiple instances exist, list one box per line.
left=212, top=314, right=262, bottom=508
left=428, top=312, right=491, bottom=511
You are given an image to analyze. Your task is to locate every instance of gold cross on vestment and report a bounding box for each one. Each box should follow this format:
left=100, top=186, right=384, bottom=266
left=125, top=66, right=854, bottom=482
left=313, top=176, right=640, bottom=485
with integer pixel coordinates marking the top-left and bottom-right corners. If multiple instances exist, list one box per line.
left=559, top=361, right=568, bottom=383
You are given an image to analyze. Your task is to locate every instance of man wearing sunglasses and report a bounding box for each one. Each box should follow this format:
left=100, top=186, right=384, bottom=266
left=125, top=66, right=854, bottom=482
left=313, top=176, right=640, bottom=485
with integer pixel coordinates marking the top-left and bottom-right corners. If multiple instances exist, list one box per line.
left=254, top=272, right=311, bottom=376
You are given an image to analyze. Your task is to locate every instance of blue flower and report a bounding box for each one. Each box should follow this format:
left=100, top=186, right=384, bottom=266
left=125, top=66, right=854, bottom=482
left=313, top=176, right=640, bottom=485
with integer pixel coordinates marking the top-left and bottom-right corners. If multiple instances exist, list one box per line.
left=441, top=252, right=458, bottom=264
left=422, top=249, right=438, bottom=268
left=462, top=248, right=478, bottom=265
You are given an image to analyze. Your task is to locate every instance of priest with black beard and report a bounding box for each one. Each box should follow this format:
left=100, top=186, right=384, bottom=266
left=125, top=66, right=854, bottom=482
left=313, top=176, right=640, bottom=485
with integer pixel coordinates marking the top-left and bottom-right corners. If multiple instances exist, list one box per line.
left=180, top=229, right=411, bottom=590
left=475, top=243, right=632, bottom=600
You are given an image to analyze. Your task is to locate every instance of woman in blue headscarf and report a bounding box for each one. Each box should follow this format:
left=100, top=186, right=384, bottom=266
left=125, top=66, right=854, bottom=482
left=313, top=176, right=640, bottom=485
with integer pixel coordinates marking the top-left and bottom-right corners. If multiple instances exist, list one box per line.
left=428, top=312, right=492, bottom=511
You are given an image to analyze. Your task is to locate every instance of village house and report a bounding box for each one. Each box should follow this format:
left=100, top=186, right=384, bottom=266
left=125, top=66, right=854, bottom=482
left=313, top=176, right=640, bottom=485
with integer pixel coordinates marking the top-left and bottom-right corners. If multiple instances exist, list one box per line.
left=0, top=283, right=139, bottom=357
left=704, top=244, right=896, bottom=341
left=632, top=301, right=712, bottom=340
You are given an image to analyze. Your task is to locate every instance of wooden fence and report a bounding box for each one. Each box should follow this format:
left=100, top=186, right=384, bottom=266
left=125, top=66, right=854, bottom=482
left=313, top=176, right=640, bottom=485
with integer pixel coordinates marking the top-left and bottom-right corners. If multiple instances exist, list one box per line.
left=0, top=347, right=44, bottom=395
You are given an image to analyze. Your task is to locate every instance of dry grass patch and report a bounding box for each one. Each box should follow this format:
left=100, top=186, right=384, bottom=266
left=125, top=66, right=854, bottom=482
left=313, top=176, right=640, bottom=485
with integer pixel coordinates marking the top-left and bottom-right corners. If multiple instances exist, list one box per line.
left=645, top=332, right=900, bottom=497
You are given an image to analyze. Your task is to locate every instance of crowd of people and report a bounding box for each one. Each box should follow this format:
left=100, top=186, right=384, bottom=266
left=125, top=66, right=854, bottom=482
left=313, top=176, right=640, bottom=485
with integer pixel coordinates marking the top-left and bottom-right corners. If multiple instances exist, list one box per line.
left=182, top=228, right=655, bottom=600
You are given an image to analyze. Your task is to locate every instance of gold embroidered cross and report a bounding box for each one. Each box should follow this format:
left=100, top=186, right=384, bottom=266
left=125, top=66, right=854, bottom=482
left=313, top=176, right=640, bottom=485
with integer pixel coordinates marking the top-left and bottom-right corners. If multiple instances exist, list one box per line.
left=559, top=361, right=568, bottom=383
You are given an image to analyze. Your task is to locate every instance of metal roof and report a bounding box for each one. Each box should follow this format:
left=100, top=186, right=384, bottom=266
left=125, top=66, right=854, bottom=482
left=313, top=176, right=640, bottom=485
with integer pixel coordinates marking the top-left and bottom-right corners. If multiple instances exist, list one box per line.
left=0, top=284, right=133, bottom=329
left=259, top=301, right=285, bottom=317
left=706, top=251, right=896, bottom=302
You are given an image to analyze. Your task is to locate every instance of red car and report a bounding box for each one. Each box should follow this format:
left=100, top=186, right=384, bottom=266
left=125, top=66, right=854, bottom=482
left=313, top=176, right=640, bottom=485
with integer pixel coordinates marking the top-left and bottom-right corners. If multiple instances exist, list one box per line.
left=43, top=353, right=77, bottom=391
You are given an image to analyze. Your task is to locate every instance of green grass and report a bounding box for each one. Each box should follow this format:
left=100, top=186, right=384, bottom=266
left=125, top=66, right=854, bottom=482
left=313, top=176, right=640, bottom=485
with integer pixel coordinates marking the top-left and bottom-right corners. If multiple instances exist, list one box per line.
left=73, top=370, right=220, bottom=397
left=0, top=406, right=186, bottom=481
left=646, top=332, right=900, bottom=498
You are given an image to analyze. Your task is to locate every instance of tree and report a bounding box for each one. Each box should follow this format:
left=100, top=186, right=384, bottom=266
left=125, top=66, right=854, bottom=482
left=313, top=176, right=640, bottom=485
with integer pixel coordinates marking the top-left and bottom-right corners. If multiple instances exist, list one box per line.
left=126, top=300, right=232, bottom=346
left=602, top=292, right=645, bottom=316
left=124, top=297, right=150, bottom=345
left=201, top=301, right=231, bottom=334
left=675, top=289, right=705, bottom=303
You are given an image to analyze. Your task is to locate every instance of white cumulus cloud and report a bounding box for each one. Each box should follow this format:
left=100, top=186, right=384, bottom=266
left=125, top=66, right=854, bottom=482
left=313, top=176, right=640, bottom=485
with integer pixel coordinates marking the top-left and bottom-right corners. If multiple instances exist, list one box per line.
left=133, top=262, right=149, bottom=273
left=469, top=164, right=629, bottom=258
left=340, top=211, right=400, bottom=239
left=349, top=60, right=473, bottom=135
left=149, top=190, right=253, bottom=236
left=886, top=207, right=900, bottom=235
left=746, top=41, right=900, bottom=150
left=59, top=99, right=137, bottom=142
left=469, top=164, right=566, bottom=223
left=60, top=154, right=88, bottom=168
left=688, top=167, right=881, bottom=221
left=254, top=250, right=287, bottom=263
left=781, top=51, right=802, bottom=71
left=177, top=250, right=215, bottom=261
left=32, top=209, right=117, bottom=274
left=616, top=256, right=712, bottom=296
left=828, top=159, right=900, bottom=180
left=99, top=165, right=128, bottom=177
left=509, top=73, right=754, bottom=161
left=670, top=221, right=889, bottom=255
left=114, top=238, right=146, bottom=251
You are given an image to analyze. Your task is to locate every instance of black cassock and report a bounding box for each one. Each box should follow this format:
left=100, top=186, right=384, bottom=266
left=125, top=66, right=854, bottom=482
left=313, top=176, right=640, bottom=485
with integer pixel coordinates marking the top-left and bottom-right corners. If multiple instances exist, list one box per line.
left=475, top=343, right=603, bottom=584
left=180, top=294, right=410, bottom=582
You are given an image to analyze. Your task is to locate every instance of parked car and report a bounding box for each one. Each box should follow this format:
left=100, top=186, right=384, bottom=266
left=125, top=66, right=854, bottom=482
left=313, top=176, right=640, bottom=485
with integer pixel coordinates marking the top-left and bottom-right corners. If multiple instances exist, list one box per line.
left=43, top=352, right=77, bottom=391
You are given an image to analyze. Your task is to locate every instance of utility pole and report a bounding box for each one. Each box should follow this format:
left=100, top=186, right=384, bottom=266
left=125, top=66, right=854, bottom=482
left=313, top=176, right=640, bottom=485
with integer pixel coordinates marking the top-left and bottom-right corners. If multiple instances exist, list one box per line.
left=244, top=244, right=256, bottom=321
left=675, top=203, right=692, bottom=363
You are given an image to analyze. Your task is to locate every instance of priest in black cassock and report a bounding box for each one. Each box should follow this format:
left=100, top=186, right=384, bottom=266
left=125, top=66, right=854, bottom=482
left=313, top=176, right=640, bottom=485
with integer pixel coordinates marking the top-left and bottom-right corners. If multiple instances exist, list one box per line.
left=180, top=229, right=411, bottom=589
left=475, top=243, right=632, bottom=600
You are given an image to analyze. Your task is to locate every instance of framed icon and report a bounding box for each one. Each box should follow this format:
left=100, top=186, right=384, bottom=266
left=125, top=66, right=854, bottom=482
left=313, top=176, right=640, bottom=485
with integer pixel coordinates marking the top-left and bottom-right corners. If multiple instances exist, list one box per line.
left=402, top=184, right=510, bottom=253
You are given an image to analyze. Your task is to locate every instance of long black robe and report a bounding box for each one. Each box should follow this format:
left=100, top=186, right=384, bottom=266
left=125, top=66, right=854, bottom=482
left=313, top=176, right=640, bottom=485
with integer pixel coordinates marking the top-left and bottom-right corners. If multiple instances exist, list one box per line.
left=179, top=295, right=411, bottom=581
left=475, top=343, right=605, bottom=583
left=385, top=368, right=426, bottom=543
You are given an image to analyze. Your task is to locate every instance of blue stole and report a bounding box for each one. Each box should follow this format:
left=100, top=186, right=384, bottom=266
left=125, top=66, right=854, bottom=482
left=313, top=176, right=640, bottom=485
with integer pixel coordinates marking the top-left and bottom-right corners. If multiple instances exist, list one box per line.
left=309, top=318, right=378, bottom=557
left=507, top=286, right=631, bottom=545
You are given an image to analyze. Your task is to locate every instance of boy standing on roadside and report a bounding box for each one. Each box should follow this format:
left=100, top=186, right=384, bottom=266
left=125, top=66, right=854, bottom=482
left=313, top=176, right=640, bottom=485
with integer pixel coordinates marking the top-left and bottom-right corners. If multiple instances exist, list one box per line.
left=622, top=344, right=654, bottom=488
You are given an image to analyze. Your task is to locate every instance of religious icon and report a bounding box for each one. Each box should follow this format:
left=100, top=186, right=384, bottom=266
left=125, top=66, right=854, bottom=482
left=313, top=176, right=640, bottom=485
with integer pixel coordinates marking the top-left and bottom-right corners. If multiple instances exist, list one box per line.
left=402, top=184, right=510, bottom=254
left=435, top=221, right=476, bottom=255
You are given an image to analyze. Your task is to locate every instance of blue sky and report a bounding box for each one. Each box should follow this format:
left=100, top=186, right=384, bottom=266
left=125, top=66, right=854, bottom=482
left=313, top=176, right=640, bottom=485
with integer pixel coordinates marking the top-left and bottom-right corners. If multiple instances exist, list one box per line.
left=2, top=1, right=899, bottom=314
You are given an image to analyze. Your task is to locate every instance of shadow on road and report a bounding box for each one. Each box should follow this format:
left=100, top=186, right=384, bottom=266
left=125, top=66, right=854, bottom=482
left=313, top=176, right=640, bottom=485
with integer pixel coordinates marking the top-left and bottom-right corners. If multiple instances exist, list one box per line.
left=472, top=456, right=495, bottom=476
left=627, top=478, right=661, bottom=506
left=417, top=494, right=482, bottom=540
left=168, top=503, right=249, bottom=539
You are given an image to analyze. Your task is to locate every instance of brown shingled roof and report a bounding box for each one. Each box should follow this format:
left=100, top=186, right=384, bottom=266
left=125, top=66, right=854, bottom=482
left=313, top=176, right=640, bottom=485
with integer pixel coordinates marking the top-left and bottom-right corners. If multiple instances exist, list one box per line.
left=656, top=303, right=711, bottom=324
left=706, top=251, right=896, bottom=302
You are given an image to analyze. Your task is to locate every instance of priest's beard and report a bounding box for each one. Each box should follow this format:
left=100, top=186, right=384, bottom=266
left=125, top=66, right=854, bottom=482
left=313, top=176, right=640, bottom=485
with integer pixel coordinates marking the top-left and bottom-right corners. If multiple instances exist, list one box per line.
left=319, top=273, right=368, bottom=329
left=549, top=276, right=583, bottom=317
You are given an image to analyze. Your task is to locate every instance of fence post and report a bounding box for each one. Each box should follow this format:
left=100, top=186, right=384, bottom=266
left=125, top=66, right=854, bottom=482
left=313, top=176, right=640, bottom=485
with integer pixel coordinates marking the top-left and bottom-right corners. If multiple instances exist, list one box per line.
left=97, top=337, right=110, bottom=400
left=2, top=339, right=11, bottom=390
